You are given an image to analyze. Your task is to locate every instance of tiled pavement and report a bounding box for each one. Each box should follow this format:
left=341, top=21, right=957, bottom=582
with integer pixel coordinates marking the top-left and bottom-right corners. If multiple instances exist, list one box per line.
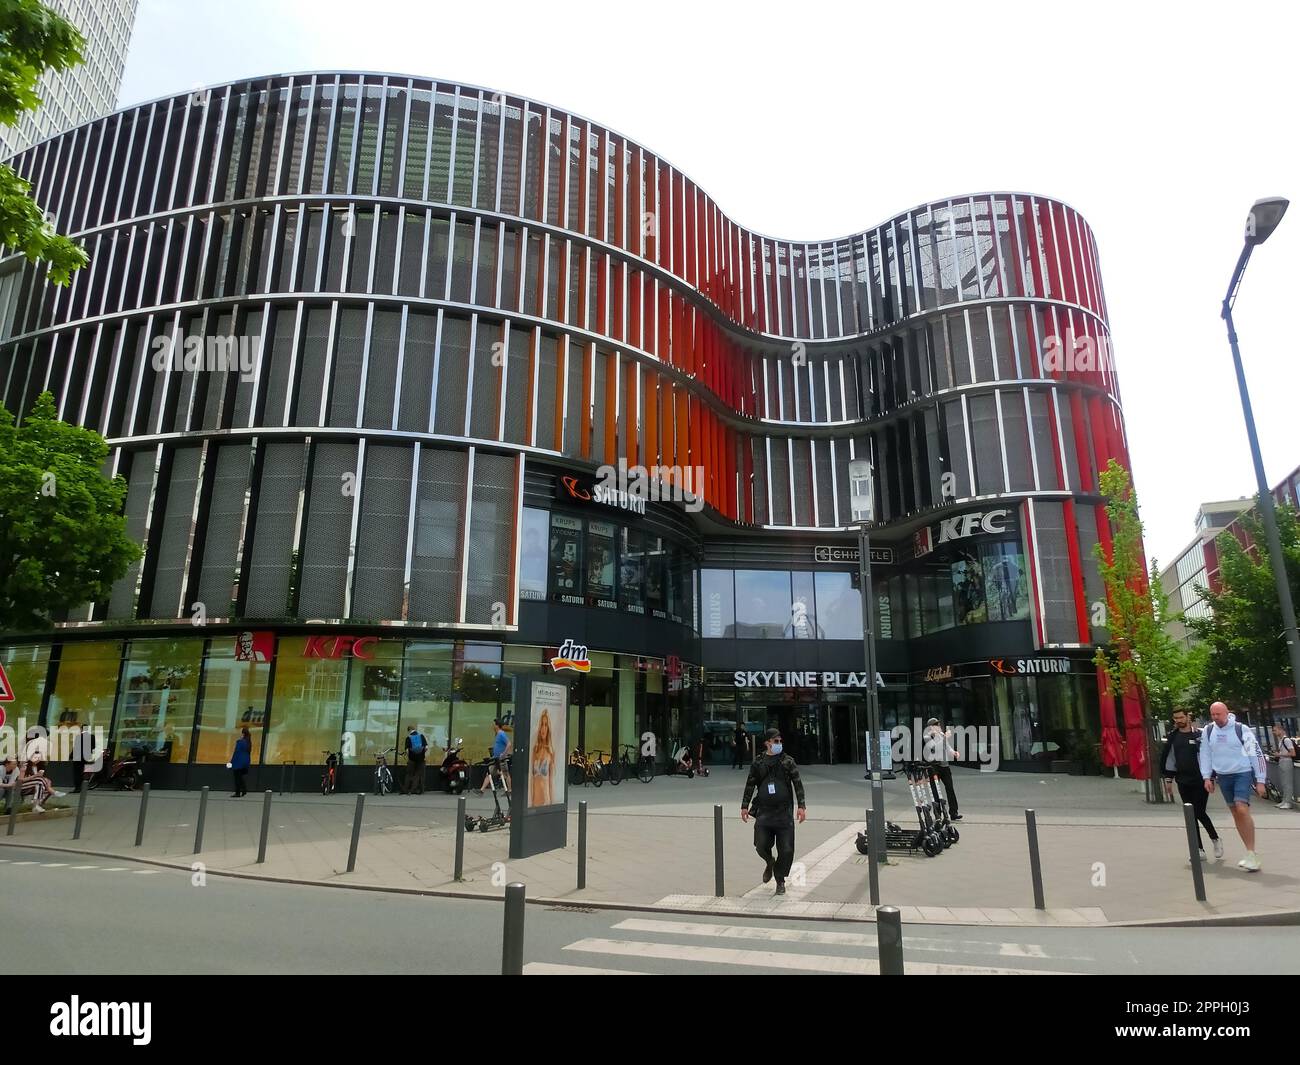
left=5, top=770, right=1299, bottom=926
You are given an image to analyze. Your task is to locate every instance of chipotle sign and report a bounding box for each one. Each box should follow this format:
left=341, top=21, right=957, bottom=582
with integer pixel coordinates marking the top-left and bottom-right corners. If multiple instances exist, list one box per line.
left=301, top=635, right=381, bottom=660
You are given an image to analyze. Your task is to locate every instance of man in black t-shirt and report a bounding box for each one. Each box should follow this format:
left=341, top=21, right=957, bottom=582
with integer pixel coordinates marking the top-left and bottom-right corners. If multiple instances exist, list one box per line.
left=1161, top=709, right=1221, bottom=861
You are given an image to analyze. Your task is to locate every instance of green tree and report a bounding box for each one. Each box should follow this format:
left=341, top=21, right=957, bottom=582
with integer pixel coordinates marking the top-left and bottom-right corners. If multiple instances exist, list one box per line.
left=0, top=391, right=141, bottom=632
left=0, top=0, right=89, bottom=284
left=1093, top=460, right=1193, bottom=792
left=1188, top=503, right=1300, bottom=716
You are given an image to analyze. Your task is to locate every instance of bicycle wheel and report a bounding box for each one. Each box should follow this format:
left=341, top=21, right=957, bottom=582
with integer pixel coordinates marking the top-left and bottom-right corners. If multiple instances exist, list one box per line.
left=638, top=757, right=655, bottom=783
left=607, top=758, right=623, bottom=784
left=568, top=762, right=584, bottom=786
left=590, top=765, right=603, bottom=788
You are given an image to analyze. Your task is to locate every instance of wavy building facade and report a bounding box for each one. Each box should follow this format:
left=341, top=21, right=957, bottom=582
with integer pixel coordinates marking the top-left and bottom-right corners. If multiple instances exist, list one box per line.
left=0, top=72, right=1136, bottom=786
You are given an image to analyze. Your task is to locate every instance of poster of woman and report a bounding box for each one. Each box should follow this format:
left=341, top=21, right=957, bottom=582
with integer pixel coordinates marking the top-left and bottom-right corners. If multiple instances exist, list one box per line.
left=527, top=681, right=566, bottom=808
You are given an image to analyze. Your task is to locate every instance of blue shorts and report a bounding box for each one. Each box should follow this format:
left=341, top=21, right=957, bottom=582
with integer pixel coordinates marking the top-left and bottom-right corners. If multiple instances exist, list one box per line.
left=1217, top=771, right=1256, bottom=806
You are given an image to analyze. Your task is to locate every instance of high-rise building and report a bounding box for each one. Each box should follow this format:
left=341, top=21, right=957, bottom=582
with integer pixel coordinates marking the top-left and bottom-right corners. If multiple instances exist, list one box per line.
left=0, top=72, right=1139, bottom=787
left=0, top=0, right=138, bottom=160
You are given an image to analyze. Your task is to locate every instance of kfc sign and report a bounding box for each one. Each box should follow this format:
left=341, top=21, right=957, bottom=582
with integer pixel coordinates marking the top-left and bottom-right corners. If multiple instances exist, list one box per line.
left=301, top=635, right=380, bottom=659
left=234, top=631, right=274, bottom=662
left=915, top=509, right=1013, bottom=558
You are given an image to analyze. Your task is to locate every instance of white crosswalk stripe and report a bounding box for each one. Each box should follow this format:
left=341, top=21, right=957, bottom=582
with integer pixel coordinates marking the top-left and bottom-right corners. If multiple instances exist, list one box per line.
left=742, top=824, right=862, bottom=901
left=610, top=918, right=1093, bottom=962
left=564, top=937, right=1067, bottom=975
left=524, top=962, right=646, bottom=975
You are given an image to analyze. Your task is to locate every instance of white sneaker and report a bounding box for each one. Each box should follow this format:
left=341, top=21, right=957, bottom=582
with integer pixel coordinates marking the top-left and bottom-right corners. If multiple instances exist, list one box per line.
left=1213, top=838, right=1224, bottom=859
left=1276, top=802, right=1293, bottom=810
left=1240, top=852, right=1262, bottom=872
left=30, top=803, right=45, bottom=814
left=1189, top=850, right=1208, bottom=864
left=52, top=790, right=67, bottom=798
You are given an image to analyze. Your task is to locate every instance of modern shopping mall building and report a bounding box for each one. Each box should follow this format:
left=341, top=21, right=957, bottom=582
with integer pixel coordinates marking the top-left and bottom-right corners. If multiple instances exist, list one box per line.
left=0, top=72, right=1138, bottom=788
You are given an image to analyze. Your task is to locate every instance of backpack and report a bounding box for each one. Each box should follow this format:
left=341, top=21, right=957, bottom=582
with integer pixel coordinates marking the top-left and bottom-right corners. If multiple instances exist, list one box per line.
left=1205, top=721, right=1245, bottom=745
left=409, top=733, right=424, bottom=755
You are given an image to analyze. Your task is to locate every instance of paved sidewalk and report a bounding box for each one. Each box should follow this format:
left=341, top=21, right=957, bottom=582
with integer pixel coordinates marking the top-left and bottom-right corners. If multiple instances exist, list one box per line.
left=4, top=767, right=1298, bottom=926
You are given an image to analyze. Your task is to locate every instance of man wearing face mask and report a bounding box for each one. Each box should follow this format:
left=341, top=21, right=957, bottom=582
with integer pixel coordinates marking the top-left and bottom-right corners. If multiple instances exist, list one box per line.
left=741, top=728, right=807, bottom=895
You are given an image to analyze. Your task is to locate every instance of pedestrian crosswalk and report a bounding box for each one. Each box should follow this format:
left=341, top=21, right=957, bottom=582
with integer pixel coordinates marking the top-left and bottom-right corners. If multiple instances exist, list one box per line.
left=0, top=857, right=161, bottom=875
left=523, top=915, right=1092, bottom=975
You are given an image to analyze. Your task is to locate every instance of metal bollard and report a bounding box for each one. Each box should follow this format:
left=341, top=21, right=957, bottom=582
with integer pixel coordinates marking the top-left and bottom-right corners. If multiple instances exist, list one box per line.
left=1025, top=809, right=1046, bottom=910
left=1182, top=802, right=1207, bottom=902
left=346, top=792, right=365, bottom=872
left=6, top=783, right=19, bottom=836
left=865, top=805, right=880, bottom=907
left=501, top=882, right=526, bottom=975
left=73, top=784, right=89, bottom=841
left=713, top=804, right=725, bottom=897
left=256, top=790, right=273, bottom=864
left=877, top=905, right=904, bottom=974
left=193, top=786, right=209, bottom=854
left=454, top=795, right=466, bottom=881
left=134, top=783, right=150, bottom=846
left=452, top=794, right=467, bottom=879
left=578, top=800, right=588, bottom=890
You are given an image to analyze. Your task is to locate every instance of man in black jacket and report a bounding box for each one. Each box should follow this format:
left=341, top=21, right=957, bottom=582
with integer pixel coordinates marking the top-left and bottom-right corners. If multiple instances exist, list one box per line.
left=403, top=726, right=429, bottom=795
left=1161, top=709, right=1221, bottom=861
left=741, top=728, right=807, bottom=895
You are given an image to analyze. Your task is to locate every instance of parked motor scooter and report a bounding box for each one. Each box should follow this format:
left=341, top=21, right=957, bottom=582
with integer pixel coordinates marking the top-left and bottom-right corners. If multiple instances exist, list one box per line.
left=440, top=738, right=469, bottom=794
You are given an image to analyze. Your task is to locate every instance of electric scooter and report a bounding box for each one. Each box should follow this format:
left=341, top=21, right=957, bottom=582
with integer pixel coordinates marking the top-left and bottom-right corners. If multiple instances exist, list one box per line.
left=925, top=764, right=960, bottom=845
left=465, top=756, right=512, bottom=832
left=906, top=761, right=948, bottom=851
left=854, top=762, right=945, bottom=858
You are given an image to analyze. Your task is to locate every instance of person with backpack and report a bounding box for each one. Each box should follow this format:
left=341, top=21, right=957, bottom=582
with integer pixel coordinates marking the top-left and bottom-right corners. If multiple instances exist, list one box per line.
left=740, top=728, right=807, bottom=896
left=403, top=725, right=429, bottom=795
left=1198, top=701, right=1268, bottom=871
left=1269, top=722, right=1297, bottom=810
left=1160, top=708, right=1222, bottom=862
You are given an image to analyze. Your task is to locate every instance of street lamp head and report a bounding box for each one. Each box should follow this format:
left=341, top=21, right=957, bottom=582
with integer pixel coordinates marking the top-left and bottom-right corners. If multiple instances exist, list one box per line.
left=848, top=458, right=875, bottom=524
left=1245, top=197, right=1289, bottom=246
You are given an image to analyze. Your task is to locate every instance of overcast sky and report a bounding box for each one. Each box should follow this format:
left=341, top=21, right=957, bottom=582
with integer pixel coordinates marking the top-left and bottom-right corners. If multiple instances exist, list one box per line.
left=115, top=0, right=1299, bottom=566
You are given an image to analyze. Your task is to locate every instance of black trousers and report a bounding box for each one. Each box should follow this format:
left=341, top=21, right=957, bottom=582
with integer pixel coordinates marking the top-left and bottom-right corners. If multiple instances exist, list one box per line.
left=753, top=816, right=796, bottom=881
left=931, top=764, right=958, bottom=817
left=404, top=756, right=425, bottom=794
left=233, top=768, right=248, bottom=796
left=1175, top=778, right=1218, bottom=848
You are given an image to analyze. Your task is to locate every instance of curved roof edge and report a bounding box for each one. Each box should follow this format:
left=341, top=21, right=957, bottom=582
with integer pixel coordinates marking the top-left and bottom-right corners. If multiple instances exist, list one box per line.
left=89, top=69, right=1097, bottom=248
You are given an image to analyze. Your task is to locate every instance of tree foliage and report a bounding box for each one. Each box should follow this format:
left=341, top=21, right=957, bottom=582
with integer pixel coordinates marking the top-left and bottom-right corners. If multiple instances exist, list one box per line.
left=1093, top=459, right=1194, bottom=714
left=1188, top=503, right=1300, bottom=712
left=0, top=391, right=141, bottom=632
left=0, top=0, right=88, bottom=284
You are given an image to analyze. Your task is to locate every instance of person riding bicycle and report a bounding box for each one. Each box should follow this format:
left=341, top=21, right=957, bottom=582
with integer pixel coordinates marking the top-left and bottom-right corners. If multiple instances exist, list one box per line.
left=478, top=719, right=512, bottom=795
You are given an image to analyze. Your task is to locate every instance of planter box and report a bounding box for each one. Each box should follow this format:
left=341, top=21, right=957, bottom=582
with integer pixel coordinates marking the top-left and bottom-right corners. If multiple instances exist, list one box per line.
left=5, top=805, right=82, bottom=824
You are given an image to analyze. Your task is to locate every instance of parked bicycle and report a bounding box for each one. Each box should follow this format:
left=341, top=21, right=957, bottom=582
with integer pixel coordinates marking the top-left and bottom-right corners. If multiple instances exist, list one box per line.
left=616, top=742, right=655, bottom=784
left=321, top=750, right=340, bottom=795
left=373, top=747, right=396, bottom=795
left=567, top=747, right=603, bottom=787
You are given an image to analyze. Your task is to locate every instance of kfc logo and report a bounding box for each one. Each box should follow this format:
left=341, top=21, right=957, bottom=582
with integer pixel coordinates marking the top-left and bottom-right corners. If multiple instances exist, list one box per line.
left=234, top=631, right=274, bottom=662
left=301, top=635, right=379, bottom=659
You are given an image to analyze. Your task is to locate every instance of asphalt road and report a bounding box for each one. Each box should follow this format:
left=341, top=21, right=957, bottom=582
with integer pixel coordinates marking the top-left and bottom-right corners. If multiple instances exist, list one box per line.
left=2, top=846, right=1296, bottom=975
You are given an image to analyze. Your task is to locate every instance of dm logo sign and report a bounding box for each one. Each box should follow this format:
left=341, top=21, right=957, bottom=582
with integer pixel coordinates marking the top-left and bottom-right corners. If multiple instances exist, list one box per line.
left=550, top=638, right=591, bottom=673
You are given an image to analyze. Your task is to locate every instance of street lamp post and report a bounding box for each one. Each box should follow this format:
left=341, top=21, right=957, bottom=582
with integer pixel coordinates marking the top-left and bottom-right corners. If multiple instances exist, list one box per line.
left=850, top=457, right=887, bottom=897
left=1221, top=196, right=1300, bottom=716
